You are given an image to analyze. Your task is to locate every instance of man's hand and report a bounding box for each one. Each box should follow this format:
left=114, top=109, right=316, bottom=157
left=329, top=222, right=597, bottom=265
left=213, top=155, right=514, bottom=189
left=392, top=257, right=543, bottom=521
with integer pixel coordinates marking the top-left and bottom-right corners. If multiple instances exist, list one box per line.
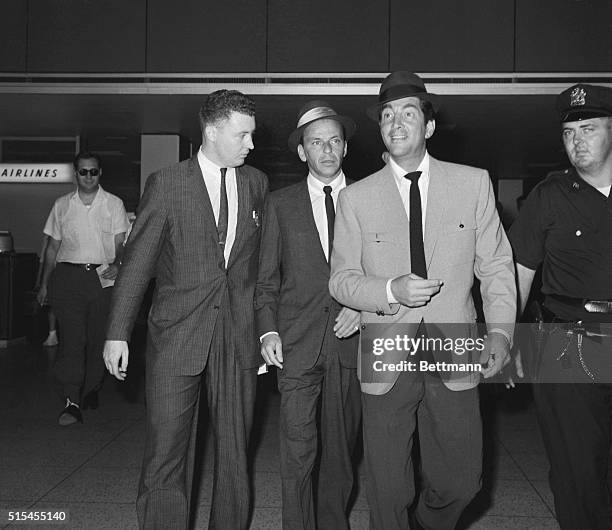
left=103, top=340, right=129, bottom=381
left=390, top=273, right=443, bottom=307
left=101, top=264, right=120, bottom=280
left=36, top=284, right=48, bottom=306
left=334, top=307, right=360, bottom=338
left=261, top=333, right=283, bottom=369
left=479, top=332, right=511, bottom=379
left=505, top=349, right=525, bottom=389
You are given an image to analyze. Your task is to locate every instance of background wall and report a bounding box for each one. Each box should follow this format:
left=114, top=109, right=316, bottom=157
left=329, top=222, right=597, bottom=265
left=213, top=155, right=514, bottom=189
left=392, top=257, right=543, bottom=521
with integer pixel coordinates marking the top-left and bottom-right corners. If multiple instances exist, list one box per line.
left=0, top=0, right=27, bottom=72
left=389, top=0, right=515, bottom=72
left=0, top=0, right=605, bottom=251
left=146, top=0, right=266, bottom=72
left=0, top=182, right=73, bottom=253
left=27, top=0, right=146, bottom=72
left=515, top=0, right=612, bottom=72
left=2, top=0, right=611, bottom=73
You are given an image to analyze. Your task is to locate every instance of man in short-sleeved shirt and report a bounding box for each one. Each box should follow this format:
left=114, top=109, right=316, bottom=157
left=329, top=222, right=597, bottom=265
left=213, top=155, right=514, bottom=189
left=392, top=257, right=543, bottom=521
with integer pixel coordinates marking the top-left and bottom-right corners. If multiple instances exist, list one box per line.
left=38, top=151, right=129, bottom=426
left=509, top=83, right=612, bottom=529
left=511, top=168, right=612, bottom=319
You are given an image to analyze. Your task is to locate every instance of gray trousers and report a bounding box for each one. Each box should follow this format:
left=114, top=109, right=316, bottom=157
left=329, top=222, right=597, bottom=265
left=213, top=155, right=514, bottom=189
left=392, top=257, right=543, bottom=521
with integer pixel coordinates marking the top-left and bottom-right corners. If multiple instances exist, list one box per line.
left=362, top=370, right=482, bottom=530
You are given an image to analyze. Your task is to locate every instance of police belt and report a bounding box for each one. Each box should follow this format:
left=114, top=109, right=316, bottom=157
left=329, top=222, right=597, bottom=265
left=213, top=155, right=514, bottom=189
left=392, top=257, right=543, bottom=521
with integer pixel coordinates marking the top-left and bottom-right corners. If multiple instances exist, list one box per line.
left=541, top=305, right=612, bottom=339
left=547, top=294, right=612, bottom=315
left=536, top=296, right=612, bottom=383
left=60, top=262, right=101, bottom=272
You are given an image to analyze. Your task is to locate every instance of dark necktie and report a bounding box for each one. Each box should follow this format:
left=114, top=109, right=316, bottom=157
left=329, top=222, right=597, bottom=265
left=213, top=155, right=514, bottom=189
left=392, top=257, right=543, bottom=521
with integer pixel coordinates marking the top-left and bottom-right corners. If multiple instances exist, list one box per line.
left=217, top=167, right=228, bottom=248
left=405, top=171, right=427, bottom=278
left=323, top=185, right=335, bottom=262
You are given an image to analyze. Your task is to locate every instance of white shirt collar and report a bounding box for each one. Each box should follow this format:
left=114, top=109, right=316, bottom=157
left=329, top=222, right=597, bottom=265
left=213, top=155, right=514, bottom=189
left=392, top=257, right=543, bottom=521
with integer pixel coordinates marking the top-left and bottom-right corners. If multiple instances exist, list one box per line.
left=307, top=171, right=346, bottom=197
left=71, top=185, right=105, bottom=205
left=198, top=147, right=228, bottom=176
left=389, top=151, right=430, bottom=186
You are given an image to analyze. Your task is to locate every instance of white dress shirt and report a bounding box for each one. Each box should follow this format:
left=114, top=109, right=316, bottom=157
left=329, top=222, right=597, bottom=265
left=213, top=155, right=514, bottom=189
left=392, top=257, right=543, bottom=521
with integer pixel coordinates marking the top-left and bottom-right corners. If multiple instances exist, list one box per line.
left=307, top=171, right=347, bottom=261
left=198, top=148, right=238, bottom=265
left=386, top=152, right=430, bottom=303
left=390, top=151, right=430, bottom=234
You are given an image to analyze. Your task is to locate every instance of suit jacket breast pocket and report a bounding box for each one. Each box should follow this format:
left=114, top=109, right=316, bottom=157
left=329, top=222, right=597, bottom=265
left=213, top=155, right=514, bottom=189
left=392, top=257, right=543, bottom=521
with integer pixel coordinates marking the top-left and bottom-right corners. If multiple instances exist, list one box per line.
left=440, top=223, right=476, bottom=265
left=362, top=231, right=406, bottom=275
left=363, top=231, right=397, bottom=245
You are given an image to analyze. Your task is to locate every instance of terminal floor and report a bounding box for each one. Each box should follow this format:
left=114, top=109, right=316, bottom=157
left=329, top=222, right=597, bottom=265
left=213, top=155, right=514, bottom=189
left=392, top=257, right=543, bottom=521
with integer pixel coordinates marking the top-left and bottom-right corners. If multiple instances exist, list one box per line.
left=0, top=339, right=560, bottom=529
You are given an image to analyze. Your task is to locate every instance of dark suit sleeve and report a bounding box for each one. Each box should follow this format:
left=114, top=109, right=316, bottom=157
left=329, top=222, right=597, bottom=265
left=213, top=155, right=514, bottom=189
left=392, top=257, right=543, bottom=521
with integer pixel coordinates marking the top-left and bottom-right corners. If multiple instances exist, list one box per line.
left=106, top=172, right=168, bottom=341
left=254, top=194, right=281, bottom=337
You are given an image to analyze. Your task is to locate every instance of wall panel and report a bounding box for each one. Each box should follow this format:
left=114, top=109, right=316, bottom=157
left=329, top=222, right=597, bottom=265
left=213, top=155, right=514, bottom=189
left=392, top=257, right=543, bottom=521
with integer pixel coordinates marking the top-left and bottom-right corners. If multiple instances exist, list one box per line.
left=28, top=0, right=146, bottom=72
left=267, top=0, right=389, bottom=72
left=516, top=0, right=612, bottom=72
left=390, top=0, right=514, bottom=72
left=0, top=1, right=27, bottom=72
left=147, top=0, right=266, bottom=72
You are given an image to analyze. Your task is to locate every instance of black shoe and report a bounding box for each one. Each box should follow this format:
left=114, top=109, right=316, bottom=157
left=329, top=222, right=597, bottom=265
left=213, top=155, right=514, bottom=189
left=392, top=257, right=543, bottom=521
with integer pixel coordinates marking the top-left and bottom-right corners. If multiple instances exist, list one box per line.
left=82, top=391, right=99, bottom=410
left=58, top=399, right=83, bottom=426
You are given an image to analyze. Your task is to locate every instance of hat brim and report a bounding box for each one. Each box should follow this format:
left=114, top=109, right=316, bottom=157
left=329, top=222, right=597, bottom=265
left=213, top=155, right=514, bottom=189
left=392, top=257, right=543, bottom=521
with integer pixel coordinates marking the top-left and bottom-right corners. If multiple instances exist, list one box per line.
left=366, top=92, right=439, bottom=121
left=561, top=109, right=612, bottom=123
left=288, top=115, right=356, bottom=153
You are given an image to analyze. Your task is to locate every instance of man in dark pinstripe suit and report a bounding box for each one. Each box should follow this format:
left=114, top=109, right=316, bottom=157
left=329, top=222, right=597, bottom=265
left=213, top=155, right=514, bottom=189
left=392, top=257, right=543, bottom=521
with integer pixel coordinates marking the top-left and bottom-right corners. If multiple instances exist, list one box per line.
left=103, top=90, right=268, bottom=529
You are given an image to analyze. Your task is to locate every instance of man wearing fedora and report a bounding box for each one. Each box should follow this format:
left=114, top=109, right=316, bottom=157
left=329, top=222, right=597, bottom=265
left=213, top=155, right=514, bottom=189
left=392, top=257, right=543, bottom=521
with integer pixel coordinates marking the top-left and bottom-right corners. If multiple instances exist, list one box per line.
left=329, top=72, right=516, bottom=529
left=255, top=100, right=361, bottom=529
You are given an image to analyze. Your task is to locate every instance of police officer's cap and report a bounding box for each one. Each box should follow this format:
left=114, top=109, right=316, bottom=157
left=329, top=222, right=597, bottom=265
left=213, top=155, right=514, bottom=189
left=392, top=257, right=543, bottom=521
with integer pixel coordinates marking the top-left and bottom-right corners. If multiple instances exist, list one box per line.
left=557, top=83, right=612, bottom=123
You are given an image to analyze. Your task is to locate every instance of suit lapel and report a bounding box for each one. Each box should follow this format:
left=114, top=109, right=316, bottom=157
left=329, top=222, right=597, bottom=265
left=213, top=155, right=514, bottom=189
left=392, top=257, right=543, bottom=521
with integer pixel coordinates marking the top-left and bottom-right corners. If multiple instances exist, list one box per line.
left=296, top=179, right=329, bottom=267
left=227, top=166, right=250, bottom=268
left=424, top=157, right=448, bottom=268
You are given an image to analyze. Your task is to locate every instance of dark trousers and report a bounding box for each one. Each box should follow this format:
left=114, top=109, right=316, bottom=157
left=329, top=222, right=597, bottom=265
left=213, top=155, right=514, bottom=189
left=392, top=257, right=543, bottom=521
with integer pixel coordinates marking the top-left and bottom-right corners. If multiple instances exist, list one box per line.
left=49, top=263, right=111, bottom=402
left=362, top=370, right=482, bottom=530
left=534, top=331, right=612, bottom=530
left=136, top=311, right=257, bottom=530
left=277, top=348, right=361, bottom=530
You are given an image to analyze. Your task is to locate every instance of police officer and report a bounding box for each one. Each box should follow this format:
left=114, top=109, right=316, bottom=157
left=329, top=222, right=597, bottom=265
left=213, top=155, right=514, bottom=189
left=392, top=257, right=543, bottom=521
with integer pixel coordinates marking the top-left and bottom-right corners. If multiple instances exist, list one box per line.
left=509, top=84, right=612, bottom=529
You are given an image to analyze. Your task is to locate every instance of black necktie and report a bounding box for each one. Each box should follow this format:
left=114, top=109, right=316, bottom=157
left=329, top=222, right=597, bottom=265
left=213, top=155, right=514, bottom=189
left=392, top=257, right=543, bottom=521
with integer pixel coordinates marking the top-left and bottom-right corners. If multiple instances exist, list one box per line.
left=405, top=171, right=427, bottom=278
left=323, top=185, right=335, bottom=262
left=217, top=167, right=228, bottom=248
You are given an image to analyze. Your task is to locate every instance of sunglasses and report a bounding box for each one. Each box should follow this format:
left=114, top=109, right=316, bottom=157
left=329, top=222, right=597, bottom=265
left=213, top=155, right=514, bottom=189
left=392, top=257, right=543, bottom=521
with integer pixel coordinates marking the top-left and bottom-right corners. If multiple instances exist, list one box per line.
left=78, top=168, right=100, bottom=176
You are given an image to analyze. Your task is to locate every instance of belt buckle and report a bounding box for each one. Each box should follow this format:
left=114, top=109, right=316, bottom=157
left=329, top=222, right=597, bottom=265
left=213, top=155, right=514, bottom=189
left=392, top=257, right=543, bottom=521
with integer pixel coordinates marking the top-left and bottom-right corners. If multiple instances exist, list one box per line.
left=584, top=300, right=612, bottom=313
left=84, top=263, right=96, bottom=272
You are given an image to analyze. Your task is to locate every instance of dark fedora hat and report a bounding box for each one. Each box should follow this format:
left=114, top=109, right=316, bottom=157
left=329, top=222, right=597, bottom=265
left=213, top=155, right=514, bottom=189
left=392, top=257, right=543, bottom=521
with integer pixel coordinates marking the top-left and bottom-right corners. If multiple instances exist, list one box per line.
left=366, top=71, right=438, bottom=121
left=288, top=100, right=356, bottom=153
